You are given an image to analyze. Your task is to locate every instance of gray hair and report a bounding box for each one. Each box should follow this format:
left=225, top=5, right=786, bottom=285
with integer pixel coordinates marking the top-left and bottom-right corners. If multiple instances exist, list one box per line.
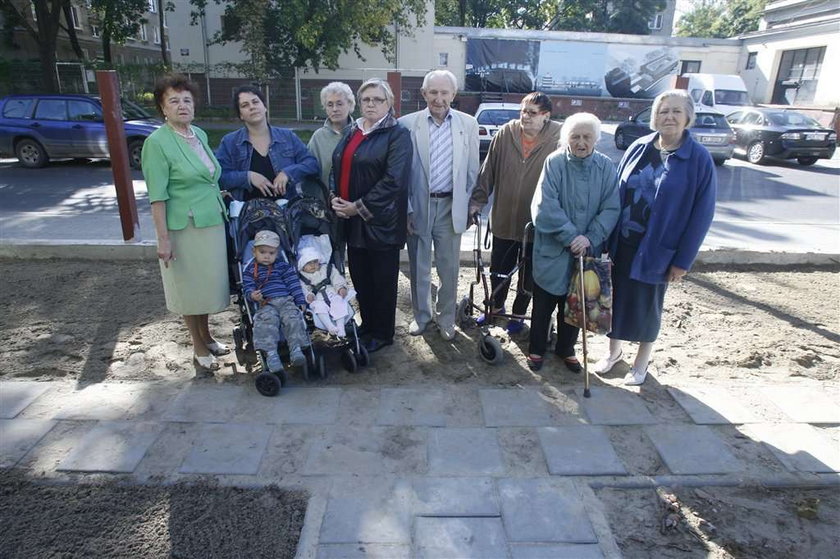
left=357, top=78, right=395, bottom=109
left=650, top=89, right=696, bottom=130
left=320, top=81, right=355, bottom=112
left=560, top=112, right=602, bottom=148
left=422, top=69, right=458, bottom=92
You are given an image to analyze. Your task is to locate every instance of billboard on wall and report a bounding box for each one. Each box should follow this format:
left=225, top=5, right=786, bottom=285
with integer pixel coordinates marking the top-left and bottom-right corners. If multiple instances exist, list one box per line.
left=465, top=38, right=680, bottom=99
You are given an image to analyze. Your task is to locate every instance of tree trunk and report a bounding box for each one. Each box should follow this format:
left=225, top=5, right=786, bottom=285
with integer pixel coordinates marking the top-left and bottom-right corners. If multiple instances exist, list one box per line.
left=32, top=0, right=62, bottom=92
left=102, top=31, right=112, bottom=64
left=157, top=0, right=169, bottom=67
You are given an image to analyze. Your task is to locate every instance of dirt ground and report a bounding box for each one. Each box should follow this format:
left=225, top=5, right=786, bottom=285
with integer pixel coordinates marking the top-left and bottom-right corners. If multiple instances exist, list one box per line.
left=1, top=258, right=838, bottom=557
left=1, top=258, right=837, bottom=387
left=0, top=472, right=307, bottom=558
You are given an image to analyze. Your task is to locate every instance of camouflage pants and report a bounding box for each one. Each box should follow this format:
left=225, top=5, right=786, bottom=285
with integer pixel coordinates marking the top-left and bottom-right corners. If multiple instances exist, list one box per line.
left=252, top=296, right=308, bottom=353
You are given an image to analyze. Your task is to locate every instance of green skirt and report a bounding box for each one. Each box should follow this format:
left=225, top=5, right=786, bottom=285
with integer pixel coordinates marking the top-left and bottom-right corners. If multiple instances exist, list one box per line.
left=159, top=220, right=229, bottom=315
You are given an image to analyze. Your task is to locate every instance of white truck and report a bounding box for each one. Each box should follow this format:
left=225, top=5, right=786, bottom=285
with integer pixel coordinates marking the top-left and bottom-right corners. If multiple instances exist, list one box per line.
left=683, top=73, right=751, bottom=117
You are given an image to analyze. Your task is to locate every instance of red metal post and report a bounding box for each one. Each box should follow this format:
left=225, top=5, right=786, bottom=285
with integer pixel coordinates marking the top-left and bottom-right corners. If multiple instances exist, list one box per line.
left=387, top=71, right=402, bottom=118
left=96, top=70, right=140, bottom=242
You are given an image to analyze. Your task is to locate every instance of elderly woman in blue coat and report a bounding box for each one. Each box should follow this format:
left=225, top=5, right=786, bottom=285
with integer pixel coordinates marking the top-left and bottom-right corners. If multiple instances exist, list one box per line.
left=527, top=113, right=620, bottom=372
left=596, top=89, right=717, bottom=385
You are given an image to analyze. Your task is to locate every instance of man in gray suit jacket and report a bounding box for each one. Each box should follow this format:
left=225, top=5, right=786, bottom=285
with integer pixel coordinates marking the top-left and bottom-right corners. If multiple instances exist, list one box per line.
left=399, top=70, right=480, bottom=340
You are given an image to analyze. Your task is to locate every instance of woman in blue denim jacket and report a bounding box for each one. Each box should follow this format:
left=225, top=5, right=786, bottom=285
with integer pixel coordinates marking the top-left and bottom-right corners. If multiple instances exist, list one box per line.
left=216, top=85, right=319, bottom=201
left=596, top=89, right=717, bottom=386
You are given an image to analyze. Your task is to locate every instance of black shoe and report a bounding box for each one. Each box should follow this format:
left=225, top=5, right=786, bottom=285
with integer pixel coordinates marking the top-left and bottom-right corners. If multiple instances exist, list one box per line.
left=562, top=356, right=583, bottom=374
left=365, top=337, right=393, bottom=353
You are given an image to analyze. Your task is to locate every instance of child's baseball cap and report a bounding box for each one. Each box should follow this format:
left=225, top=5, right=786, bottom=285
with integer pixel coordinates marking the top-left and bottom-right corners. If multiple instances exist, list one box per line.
left=253, top=230, right=280, bottom=248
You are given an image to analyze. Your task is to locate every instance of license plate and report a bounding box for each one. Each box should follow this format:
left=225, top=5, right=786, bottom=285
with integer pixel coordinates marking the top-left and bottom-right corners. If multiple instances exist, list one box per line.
left=805, top=133, right=824, bottom=141
left=699, top=135, right=725, bottom=145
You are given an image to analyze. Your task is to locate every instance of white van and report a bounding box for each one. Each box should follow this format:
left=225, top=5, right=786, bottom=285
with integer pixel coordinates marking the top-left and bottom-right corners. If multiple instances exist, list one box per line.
left=683, top=73, right=751, bottom=117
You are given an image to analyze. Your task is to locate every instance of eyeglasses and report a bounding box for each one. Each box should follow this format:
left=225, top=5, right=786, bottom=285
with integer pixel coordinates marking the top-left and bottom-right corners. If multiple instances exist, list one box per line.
left=361, top=97, right=387, bottom=106
left=520, top=109, right=542, bottom=117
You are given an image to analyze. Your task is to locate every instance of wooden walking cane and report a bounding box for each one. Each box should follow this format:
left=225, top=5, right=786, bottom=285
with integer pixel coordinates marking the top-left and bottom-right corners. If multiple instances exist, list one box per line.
left=578, top=253, right=591, bottom=398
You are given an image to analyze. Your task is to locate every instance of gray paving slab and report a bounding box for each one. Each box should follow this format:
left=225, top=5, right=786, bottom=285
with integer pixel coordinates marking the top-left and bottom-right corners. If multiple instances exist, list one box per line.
left=576, top=388, right=656, bottom=425
left=412, top=477, right=499, bottom=516
left=179, top=423, right=273, bottom=475
left=538, top=426, right=626, bottom=476
left=377, top=387, right=481, bottom=427
left=316, top=544, right=411, bottom=559
left=414, top=517, right=509, bottom=559
left=57, top=421, right=164, bottom=473
left=761, top=386, right=840, bottom=424
left=304, top=426, right=426, bottom=475
left=498, top=478, right=597, bottom=543
left=162, top=384, right=244, bottom=423
left=428, top=428, right=504, bottom=475
left=668, top=386, right=759, bottom=424
left=0, top=419, right=56, bottom=468
left=510, top=543, right=604, bottom=559
left=744, top=423, right=840, bottom=473
left=480, top=388, right=584, bottom=427
left=50, top=383, right=162, bottom=421
left=319, top=478, right=413, bottom=544
left=0, top=381, right=51, bottom=418
left=264, top=387, right=342, bottom=425
left=645, top=424, right=743, bottom=475
left=335, top=387, right=381, bottom=427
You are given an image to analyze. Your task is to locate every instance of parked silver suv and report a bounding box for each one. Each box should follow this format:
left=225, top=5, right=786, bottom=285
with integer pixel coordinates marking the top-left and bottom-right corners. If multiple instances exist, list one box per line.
left=475, top=102, right=520, bottom=160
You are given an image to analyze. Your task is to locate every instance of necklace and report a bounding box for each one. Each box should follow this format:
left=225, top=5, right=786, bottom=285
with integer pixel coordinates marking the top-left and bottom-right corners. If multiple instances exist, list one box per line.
left=168, top=124, right=195, bottom=140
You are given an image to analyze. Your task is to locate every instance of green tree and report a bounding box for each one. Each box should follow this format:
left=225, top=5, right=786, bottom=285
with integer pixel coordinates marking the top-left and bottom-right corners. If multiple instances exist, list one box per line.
left=89, top=0, right=148, bottom=63
left=0, top=0, right=66, bottom=92
left=191, top=0, right=426, bottom=85
left=676, top=0, right=765, bottom=38
left=606, top=0, right=667, bottom=34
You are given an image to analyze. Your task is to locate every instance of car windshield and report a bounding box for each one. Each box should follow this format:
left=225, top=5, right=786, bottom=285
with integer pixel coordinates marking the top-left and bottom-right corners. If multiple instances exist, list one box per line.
left=121, top=99, right=153, bottom=120
left=693, top=113, right=729, bottom=129
left=477, top=109, right=519, bottom=126
left=714, top=90, right=749, bottom=106
left=766, top=111, right=822, bottom=128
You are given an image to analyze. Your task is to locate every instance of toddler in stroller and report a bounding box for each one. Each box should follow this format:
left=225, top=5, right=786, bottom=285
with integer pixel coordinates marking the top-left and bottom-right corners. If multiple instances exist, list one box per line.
left=241, top=230, right=309, bottom=373
left=297, top=240, right=355, bottom=338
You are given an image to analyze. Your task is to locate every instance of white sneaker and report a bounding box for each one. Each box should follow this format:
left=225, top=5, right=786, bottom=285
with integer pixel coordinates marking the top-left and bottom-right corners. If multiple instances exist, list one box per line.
left=594, top=350, right=623, bottom=374
left=623, top=366, right=648, bottom=386
left=408, top=320, right=428, bottom=336
left=439, top=324, right=455, bottom=341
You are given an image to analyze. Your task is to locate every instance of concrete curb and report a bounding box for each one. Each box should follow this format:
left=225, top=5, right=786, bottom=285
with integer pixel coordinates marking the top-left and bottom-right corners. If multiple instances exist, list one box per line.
left=1, top=240, right=838, bottom=267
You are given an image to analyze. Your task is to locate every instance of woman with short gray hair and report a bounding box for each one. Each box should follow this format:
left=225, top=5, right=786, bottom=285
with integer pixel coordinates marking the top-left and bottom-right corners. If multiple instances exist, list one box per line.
left=308, top=81, right=355, bottom=187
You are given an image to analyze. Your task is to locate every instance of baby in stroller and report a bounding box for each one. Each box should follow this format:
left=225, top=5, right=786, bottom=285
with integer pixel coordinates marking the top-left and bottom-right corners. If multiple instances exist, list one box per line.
left=297, top=235, right=354, bottom=338
left=241, top=230, right=309, bottom=373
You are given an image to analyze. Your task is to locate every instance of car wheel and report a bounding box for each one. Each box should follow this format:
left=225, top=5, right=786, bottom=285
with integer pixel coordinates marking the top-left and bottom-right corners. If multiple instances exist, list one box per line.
left=746, top=141, right=766, bottom=164
left=15, top=138, right=48, bottom=168
left=128, top=139, right=144, bottom=170
left=797, top=156, right=818, bottom=166
left=614, top=130, right=627, bottom=150
left=713, top=157, right=726, bottom=166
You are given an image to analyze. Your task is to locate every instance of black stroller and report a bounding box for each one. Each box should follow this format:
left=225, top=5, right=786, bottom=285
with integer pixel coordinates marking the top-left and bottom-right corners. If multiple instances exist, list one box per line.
left=456, top=214, right=534, bottom=364
left=229, top=179, right=368, bottom=397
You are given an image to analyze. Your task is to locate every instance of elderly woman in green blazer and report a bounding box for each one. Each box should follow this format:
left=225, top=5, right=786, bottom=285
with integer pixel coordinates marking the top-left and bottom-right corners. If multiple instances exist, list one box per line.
left=526, top=112, right=620, bottom=373
left=141, top=74, right=229, bottom=375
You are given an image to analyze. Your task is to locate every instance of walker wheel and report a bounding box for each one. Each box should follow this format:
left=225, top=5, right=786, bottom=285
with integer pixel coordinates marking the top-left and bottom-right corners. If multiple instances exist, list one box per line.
left=233, top=327, right=246, bottom=365
left=356, top=344, right=370, bottom=367
left=341, top=348, right=358, bottom=373
left=316, top=353, right=328, bottom=379
left=255, top=372, right=282, bottom=397
left=301, top=355, right=311, bottom=381
left=478, top=334, right=504, bottom=365
left=456, top=296, right=473, bottom=327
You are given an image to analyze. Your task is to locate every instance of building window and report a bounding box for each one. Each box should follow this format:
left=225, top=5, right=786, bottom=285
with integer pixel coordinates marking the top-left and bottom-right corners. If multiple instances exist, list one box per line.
left=148, top=0, right=157, bottom=13
left=439, top=53, right=448, bottom=67
left=139, top=24, right=147, bottom=41
left=69, top=5, right=82, bottom=30
left=163, top=12, right=167, bottom=28
left=772, top=46, right=826, bottom=104
left=680, top=60, right=702, bottom=74
left=648, top=13, right=663, bottom=30
left=153, top=25, right=161, bottom=45
left=91, top=24, right=100, bottom=38
left=745, top=52, right=757, bottom=70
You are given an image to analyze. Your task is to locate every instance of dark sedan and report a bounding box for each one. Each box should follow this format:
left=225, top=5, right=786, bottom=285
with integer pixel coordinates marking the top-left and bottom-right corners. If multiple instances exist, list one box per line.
left=614, top=107, right=735, bottom=165
left=725, top=108, right=836, bottom=166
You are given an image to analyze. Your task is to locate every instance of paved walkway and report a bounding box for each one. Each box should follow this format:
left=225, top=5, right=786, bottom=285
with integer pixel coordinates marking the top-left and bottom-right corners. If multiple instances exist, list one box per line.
left=2, top=375, right=839, bottom=558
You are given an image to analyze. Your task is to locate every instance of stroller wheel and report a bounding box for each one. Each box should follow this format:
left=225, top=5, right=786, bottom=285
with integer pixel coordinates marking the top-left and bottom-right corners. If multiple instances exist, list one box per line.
left=356, top=344, right=370, bottom=367
left=255, top=372, right=282, bottom=397
left=316, top=353, right=328, bottom=379
left=301, top=355, right=311, bottom=382
left=341, top=348, right=358, bottom=373
left=478, top=334, right=504, bottom=365
left=456, top=296, right=473, bottom=328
